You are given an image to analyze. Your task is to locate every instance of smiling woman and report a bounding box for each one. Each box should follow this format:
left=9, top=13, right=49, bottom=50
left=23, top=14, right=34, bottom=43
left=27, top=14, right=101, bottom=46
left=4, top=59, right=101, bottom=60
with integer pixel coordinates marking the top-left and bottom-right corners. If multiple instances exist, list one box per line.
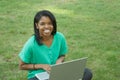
left=18, top=10, right=68, bottom=80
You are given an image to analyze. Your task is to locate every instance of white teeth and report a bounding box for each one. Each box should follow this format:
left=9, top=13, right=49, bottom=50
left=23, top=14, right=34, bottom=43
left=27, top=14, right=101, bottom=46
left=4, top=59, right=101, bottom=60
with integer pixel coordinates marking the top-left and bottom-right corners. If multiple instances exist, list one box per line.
left=44, top=30, right=50, bottom=33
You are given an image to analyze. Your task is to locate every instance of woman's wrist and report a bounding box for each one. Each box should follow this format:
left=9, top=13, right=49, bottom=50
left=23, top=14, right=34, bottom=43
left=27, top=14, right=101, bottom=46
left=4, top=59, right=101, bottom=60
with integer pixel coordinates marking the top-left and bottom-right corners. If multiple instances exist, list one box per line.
left=56, top=56, right=65, bottom=64
left=33, top=64, right=36, bottom=69
left=34, top=64, right=42, bottom=69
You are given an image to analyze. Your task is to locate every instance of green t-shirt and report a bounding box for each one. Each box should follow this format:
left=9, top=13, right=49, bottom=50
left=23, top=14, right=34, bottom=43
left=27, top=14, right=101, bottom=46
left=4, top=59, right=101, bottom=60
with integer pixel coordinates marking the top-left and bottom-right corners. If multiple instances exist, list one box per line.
left=19, top=32, right=68, bottom=79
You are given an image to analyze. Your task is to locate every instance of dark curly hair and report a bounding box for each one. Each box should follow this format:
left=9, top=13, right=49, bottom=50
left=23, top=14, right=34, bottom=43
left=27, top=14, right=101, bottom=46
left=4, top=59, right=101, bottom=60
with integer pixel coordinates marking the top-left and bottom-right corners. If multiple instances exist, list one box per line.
left=34, top=10, right=57, bottom=45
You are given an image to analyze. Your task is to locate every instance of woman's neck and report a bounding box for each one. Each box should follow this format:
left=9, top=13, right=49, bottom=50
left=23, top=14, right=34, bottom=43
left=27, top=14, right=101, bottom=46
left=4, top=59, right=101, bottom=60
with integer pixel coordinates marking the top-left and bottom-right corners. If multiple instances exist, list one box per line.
left=42, top=35, right=53, bottom=41
left=41, top=35, right=53, bottom=47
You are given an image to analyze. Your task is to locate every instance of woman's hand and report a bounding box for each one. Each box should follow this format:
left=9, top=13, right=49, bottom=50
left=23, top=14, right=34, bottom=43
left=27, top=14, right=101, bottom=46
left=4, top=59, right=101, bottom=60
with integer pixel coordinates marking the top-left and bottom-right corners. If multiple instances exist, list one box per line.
left=56, top=55, right=65, bottom=64
left=56, top=59, right=63, bottom=64
left=36, top=64, right=51, bottom=73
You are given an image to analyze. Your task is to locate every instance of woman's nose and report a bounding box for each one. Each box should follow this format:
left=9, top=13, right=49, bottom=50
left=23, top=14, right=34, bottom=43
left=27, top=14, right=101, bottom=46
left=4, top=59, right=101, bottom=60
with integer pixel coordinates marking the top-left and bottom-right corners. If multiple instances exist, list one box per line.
left=44, top=24, right=49, bottom=28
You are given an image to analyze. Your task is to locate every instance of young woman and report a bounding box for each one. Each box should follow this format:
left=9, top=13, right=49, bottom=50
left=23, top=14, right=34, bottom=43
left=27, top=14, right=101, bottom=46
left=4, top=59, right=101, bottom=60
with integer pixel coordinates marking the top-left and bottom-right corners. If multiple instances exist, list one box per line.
left=19, top=10, right=92, bottom=80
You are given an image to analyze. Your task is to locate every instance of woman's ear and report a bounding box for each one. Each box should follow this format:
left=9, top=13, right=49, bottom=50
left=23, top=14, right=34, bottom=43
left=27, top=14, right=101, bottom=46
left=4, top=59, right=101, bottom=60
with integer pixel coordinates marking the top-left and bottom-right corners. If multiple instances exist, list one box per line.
left=35, top=23, right=39, bottom=29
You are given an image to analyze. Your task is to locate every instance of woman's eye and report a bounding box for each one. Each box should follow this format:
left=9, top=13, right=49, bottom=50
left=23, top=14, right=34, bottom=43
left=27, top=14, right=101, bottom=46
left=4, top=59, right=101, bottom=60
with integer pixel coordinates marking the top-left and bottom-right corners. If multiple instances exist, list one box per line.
left=39, top=22, right=52, bottom=26
left=48, top=22, right=52, bottom=25
left=40, top=22, right=45, bottom=25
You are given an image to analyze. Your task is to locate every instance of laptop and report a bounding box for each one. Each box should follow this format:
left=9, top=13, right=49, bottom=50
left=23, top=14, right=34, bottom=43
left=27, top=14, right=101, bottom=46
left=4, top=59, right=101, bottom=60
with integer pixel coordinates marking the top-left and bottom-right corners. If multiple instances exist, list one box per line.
left=35, top=57, right=87, bottom=80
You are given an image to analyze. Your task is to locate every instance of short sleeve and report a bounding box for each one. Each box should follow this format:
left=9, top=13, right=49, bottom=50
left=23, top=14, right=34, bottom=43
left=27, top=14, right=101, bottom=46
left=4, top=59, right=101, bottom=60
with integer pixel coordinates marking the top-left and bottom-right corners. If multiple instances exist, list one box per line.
left=59, top=33, right=68, bottom=56
left=19, top=37, right=33, bottom=63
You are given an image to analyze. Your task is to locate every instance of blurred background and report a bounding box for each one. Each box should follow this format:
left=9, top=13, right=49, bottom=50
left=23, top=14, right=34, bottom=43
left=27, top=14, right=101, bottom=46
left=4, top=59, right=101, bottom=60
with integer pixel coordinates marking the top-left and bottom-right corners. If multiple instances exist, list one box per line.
left=0, top=0, right=120, bottom=80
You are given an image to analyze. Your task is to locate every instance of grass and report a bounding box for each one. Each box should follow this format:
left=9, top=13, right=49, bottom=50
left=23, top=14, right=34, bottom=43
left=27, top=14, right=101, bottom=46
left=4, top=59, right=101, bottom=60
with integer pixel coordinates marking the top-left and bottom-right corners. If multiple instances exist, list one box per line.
left=0, top=0, right=120, bottom=80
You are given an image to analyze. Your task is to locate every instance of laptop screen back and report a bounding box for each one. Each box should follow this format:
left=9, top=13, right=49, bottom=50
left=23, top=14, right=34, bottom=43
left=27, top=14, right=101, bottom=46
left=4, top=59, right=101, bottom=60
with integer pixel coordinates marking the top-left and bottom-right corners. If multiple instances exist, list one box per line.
left=49, top=57, right=87, bottom=80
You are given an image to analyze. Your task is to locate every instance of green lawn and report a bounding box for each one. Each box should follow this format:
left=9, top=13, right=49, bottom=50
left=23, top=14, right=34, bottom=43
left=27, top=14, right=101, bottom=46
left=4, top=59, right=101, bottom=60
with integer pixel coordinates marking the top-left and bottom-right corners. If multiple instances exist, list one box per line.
left=0, top=0, right=120, bottom=80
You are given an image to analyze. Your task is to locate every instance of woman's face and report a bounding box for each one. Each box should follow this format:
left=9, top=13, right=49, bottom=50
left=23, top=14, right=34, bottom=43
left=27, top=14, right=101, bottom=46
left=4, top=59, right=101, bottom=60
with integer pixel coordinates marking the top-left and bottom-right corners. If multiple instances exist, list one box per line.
left=36, top=16, right=53, bottom=38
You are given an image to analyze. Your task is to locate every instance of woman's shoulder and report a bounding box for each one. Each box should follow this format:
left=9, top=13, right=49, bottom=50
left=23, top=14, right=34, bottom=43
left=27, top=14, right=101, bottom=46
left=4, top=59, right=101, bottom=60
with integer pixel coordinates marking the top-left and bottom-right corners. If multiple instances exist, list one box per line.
left=54, top=32, right=66, bottom=40
left=55, top=32, right=65, bottom=37
left=27, top=35, right=35, bottom=42
left=24, top=35, right=35, bottom=46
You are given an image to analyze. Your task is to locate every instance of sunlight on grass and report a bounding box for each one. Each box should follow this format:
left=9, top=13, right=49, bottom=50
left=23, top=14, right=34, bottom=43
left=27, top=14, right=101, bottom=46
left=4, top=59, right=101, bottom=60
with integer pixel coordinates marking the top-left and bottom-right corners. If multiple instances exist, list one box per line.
left=36, top=6, right=74, bottom=16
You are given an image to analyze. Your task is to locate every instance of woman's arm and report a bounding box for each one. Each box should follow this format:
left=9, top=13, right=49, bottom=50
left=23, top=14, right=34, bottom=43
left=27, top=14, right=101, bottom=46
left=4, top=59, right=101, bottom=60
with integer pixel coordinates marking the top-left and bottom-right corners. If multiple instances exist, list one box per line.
left=19, top=60, right=34, bottom=70
left=19, top=60, right=51, bottom=72
left=56, top=55, right=65, bottom=64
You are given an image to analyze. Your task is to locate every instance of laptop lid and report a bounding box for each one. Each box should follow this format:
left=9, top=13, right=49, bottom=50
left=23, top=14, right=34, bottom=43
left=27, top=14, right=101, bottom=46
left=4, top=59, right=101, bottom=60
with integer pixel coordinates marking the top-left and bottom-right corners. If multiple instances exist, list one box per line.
left=35, top=57, right=87, bottom=80
left=49, top=57, right=87, bottom=80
